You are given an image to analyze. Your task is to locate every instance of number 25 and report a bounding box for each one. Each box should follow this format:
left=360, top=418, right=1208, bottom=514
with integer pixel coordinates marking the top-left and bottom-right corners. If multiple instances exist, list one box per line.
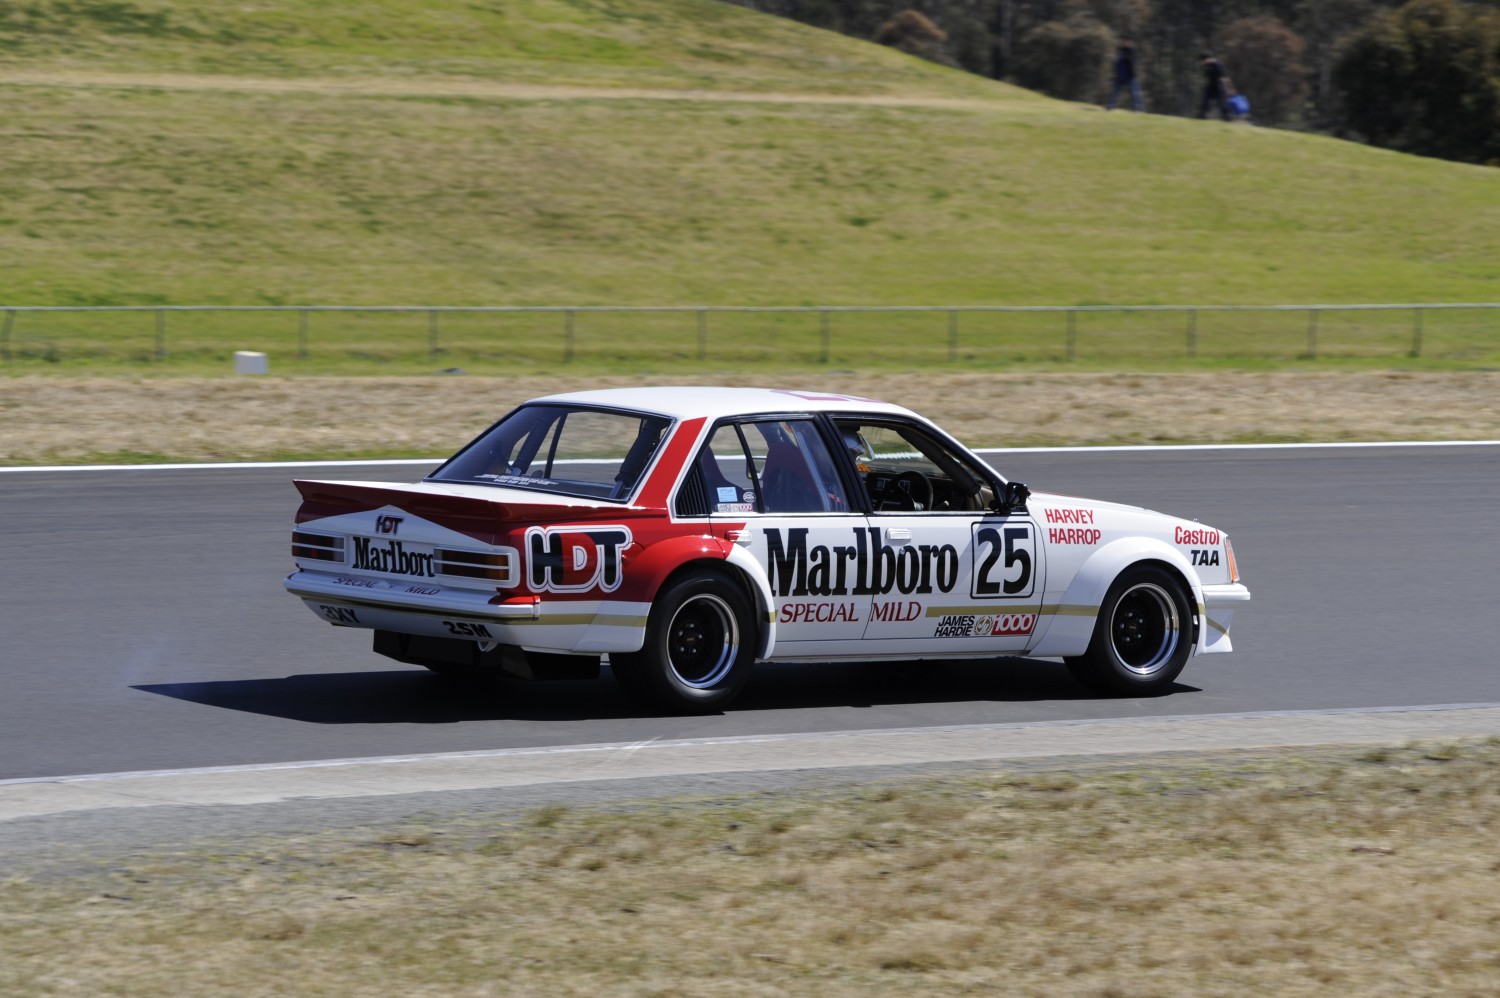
left=974, top=525, right=1033, bottom=597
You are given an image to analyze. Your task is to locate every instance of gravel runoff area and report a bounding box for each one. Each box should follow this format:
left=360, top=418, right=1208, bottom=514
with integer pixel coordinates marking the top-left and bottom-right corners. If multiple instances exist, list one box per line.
left=3, top=370, right=1499, bottom=465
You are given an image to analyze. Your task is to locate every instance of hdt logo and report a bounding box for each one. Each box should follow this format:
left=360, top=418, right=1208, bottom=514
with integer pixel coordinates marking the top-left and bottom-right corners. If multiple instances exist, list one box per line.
left=526, top=526, right=632, bottom=593
left=374, top=514, right=404, bottom=535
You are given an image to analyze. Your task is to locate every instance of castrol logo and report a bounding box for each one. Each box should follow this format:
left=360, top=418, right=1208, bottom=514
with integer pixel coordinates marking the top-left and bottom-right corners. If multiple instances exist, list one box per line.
left=1174, top=525, right=1220, bottom=546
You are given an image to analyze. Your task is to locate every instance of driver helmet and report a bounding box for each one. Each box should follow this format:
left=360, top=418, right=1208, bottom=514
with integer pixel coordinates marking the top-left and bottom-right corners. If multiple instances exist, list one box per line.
left=842, top=427, right=871, bottom=472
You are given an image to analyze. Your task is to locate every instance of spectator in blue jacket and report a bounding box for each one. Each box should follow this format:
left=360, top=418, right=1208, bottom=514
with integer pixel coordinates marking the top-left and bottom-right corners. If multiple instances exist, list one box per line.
left=1105, top=40, right=1142, bottom=112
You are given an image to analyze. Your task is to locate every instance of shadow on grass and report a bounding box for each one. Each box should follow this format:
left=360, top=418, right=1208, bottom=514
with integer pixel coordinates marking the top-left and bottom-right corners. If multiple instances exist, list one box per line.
left=133, top=658, right=1199, bottom=725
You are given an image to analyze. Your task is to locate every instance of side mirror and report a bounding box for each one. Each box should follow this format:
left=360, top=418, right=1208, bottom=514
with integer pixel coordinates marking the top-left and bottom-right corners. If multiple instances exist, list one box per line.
left=994, top=480, right=1030, bottom=513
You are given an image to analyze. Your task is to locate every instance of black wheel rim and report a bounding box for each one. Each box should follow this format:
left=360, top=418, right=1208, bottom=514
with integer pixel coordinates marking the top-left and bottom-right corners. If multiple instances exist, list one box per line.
left=665, top=593, right=738, bottom=689
left=1109, top=582, right=1181, bottom=676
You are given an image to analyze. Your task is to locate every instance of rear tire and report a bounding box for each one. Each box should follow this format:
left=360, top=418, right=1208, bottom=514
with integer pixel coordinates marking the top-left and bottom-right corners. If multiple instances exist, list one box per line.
left=612, top=569, right=756, bottom=712
left=1065, top=565, right=1193, bottom=696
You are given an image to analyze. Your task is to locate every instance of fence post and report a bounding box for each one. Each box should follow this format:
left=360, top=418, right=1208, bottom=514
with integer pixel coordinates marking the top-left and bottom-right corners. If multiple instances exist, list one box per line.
left=947, top=309, right=959, bottom=362
left=155, top=309, right=166, bottom=361
left=1066, top=309, right=1077, bottom=362
left=1186, top=308, right=1198, bottom=359
left=1306, top=308, right=1319, bottom=359
left=564, top=310, right=576, bottom=362
left=1410, top=307, right=1424, bottom=358
left=819, top=309, right=830, bottom=364
left=297, top=309, right=309, bottom=360
left=1, top=309, right=13, bottom=363
left=697, top=309, right=707, bottom=362
left=428, top=310, right=439, bottom=360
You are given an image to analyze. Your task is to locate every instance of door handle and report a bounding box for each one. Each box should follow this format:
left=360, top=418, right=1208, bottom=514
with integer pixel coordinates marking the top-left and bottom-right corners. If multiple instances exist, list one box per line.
left=885, top=528, right=912, bottom=542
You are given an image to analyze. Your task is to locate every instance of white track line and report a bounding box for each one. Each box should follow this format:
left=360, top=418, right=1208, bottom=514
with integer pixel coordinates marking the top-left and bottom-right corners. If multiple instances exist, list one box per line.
left=979, top=440, right=1500, bottom=454
left=0, top=458, right=442, bottom=474
left=4, top=440, right=1498, bottom=474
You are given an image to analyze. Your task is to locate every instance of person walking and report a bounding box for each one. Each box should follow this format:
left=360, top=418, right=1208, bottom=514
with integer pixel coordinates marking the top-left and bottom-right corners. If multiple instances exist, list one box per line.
left=1198, top=52, right=1231, bottom=120
left=1105, top=39, right=1142, bottom=112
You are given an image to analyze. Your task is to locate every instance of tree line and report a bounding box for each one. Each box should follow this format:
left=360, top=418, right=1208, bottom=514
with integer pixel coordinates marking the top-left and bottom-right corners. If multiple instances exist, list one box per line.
left=728, top=0, right=1500, bottom=166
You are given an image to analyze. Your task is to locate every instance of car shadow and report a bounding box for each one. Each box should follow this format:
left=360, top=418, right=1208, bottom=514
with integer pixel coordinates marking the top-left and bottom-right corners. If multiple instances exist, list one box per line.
left=739, top=658, right=1199, bottom=710
left=133, top=658, right=1200, bottom=724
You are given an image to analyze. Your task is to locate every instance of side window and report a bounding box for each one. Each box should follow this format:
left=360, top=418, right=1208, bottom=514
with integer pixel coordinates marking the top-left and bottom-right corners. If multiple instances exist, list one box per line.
left=690, top=419, right=851, bottom=515
left=838, top=420, right=994, bottom=514
left=744, top=420, right=850, bottom=514
left=696, top=424, right=760, bottom=513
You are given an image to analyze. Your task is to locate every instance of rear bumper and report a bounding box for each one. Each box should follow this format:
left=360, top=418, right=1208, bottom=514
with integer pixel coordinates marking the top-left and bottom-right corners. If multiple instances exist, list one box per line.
left=286, top=570, right=541, bottom=619
left=284, top=570, right=649, bottom=653
left=1200, top=582, right=1251, bottom=654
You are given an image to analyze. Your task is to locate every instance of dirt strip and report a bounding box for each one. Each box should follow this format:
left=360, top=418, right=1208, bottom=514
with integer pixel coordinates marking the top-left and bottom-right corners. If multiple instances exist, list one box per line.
left=0, top=69, right=1006, bottom=108
left=3, top=371, right=1498, bottom=465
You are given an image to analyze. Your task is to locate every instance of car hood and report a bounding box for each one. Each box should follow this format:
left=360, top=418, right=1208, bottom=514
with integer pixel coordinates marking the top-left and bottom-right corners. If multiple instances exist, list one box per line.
left=1027, top=489, right=1228, bottom=539
left=1027, top=490, right=1154, bottom=518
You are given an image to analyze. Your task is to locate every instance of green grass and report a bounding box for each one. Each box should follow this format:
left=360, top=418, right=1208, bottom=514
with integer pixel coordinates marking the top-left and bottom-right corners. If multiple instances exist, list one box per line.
left=0, top=0, right=1007, bottom=95
left=1, top=0, right=1499, bottom=372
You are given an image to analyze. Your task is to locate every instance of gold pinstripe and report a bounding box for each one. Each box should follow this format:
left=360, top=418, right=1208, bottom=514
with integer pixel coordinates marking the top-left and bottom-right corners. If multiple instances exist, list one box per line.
left=923, top=603, right=1096, bottom=618
left=591, top=613, right=650, bottom=628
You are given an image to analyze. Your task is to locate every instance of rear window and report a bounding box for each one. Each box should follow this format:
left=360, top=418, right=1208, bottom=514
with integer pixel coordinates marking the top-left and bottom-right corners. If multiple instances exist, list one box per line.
left=429, top=405, right=672, bottom=501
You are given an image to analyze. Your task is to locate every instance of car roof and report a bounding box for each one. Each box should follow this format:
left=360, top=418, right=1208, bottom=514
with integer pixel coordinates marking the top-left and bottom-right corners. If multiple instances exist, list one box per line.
left=531, top=386, right=919, bottom=421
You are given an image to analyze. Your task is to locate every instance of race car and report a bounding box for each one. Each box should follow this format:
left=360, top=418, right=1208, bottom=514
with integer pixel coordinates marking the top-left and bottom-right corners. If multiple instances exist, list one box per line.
left=285, top=387, right=1249, bottom=711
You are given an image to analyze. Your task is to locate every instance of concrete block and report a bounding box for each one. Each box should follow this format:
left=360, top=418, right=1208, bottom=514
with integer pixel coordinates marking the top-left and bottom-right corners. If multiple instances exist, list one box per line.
left=234, top=350, right=269, bottom=375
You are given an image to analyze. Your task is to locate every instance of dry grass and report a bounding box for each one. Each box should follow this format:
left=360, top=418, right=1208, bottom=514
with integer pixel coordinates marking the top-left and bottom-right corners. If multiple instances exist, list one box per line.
left=2, top=370, right=1497, bottom=465
left=5, top=742, right=1500, bottom=996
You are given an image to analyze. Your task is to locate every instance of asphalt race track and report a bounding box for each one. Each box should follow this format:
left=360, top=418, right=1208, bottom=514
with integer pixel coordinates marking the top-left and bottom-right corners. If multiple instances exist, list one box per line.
left=3, top=444, right=1498, bottom=783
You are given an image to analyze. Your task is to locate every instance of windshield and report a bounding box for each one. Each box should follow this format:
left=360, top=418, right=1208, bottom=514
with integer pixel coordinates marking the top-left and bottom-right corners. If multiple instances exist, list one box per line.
left=429, top=404, right=672, bottom=502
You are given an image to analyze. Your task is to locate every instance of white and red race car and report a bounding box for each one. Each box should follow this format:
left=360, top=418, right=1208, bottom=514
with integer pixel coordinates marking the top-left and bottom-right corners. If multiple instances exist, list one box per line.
left=286, top=387, right=1249, bottom=710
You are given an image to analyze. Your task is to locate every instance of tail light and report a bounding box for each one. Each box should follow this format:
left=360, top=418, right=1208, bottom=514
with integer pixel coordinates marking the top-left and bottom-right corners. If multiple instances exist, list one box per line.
left=293, top=531, right=345, bottom=563
left=1225, top=537, right=1240, bottom=583
left=436, top=548, right=518, bottom=587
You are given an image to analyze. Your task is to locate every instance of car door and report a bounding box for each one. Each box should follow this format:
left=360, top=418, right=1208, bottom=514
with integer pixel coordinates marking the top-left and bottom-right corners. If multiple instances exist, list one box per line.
left=833, top=418, right=1045, bottom=655
left=691, top=417, right=873, bottom=654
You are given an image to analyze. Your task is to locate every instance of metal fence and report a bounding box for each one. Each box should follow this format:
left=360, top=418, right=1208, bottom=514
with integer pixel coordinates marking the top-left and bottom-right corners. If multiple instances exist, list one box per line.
left=2, top=303, right=1498, bottom=366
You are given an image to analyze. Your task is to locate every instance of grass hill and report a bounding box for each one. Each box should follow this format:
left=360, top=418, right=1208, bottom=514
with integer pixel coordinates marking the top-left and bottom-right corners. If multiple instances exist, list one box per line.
left=1, top=0, right=1497, bottom=318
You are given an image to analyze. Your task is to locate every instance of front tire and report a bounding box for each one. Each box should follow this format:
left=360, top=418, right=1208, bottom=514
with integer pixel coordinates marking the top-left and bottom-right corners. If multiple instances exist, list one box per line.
left=1066, top=565, right=1193, bottom=696
left=612, top=569, right=756, bottom=712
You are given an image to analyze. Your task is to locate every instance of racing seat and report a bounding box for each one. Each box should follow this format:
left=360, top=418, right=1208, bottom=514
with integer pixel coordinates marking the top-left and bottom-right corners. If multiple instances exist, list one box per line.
left=760, top=440, right=826, bottom=513
left=698, top=444, right=746, bottom=507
